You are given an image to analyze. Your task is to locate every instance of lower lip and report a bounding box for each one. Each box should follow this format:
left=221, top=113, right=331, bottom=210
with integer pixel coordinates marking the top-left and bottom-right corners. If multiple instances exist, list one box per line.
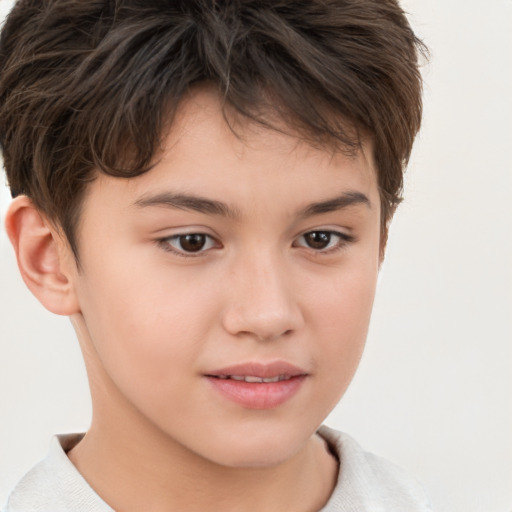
left=206, top=376, right=307, bottom=409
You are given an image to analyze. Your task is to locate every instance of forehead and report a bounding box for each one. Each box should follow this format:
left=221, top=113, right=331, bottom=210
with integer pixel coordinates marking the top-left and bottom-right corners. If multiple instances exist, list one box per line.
left=82, top=88, right=378, bottom=218
left=170, top=86, right=370, bottom=163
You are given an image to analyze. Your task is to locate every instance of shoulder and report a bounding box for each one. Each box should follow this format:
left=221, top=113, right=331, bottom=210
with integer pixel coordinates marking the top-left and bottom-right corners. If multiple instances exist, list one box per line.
left=318, top=426, right=434, bottom=512
left=1, top=434, right=112, bottom=512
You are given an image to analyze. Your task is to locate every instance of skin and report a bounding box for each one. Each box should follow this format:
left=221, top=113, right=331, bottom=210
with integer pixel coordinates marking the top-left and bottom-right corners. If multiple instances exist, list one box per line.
left=7, top=89, right=382, bottom=512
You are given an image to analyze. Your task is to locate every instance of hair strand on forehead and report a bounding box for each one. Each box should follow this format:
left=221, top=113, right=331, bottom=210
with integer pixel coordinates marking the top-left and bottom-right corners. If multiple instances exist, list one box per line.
left=0, top=0, right=427, bottom=259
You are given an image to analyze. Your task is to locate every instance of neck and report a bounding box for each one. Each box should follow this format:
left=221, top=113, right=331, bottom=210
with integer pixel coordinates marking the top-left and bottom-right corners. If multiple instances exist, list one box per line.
left=68, top=388, right=338, bottom=512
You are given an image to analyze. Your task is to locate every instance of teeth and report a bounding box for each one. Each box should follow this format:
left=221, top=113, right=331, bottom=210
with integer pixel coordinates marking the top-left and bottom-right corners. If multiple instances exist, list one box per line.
left=223, top=375, right=289, bottom=383
left=244, top=376, right=263, bottom=383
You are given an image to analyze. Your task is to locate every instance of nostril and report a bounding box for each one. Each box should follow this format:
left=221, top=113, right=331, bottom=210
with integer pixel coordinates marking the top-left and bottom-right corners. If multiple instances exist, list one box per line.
left=256, top=328, right=295, bottom=343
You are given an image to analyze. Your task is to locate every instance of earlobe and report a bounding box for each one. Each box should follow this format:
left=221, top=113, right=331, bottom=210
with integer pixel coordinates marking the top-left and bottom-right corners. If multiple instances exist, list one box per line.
left=5, top=195, right=80, bottom=316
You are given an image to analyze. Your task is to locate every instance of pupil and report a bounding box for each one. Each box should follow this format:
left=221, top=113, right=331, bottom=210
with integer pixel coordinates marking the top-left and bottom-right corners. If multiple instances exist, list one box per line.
left=180, top=234, right=206, bottom=252
left=305, top=231, right=330, bottom=249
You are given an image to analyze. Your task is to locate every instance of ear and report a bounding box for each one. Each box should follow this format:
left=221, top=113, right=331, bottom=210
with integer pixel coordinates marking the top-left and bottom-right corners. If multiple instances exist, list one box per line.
left=5, top=195, right=80, bottom=316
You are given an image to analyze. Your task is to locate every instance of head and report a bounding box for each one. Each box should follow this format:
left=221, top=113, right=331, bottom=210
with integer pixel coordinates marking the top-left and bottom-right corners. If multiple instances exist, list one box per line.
left=0, top=0, right=425, bottom=467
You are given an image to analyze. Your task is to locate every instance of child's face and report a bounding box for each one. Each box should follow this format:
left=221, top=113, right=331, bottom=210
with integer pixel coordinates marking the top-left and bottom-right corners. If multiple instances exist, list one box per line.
left=69, top=89, right=381, bottom=467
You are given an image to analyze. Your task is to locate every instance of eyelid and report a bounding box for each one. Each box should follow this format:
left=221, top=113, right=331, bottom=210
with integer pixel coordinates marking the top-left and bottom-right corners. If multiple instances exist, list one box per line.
left=293, top=228, right=356, bottom=253
left=154, top=226, right=355, bottom=258
left=156, top=231, right=221, bottom=257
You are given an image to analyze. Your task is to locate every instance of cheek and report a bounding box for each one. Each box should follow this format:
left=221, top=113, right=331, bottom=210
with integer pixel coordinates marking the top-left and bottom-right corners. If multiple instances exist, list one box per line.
left=310, top=264, right=378, bottom=389
left=75, top=255, right=217, bottom=398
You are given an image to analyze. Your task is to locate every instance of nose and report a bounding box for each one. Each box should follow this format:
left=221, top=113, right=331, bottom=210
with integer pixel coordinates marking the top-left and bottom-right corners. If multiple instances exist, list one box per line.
left=221, top=251, right=304, bottom=342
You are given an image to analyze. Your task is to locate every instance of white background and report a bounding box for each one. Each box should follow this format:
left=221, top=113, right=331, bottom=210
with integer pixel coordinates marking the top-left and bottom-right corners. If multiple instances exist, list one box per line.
left=1, top=0, right=511, bottom=510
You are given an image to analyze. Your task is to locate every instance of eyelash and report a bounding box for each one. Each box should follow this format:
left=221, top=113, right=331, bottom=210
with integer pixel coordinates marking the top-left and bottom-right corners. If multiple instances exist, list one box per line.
left=156, top=230, right=355, bottom=258
left=293, top=230, right=355, bottom=254
left=156, top=233, right=219, bottom=257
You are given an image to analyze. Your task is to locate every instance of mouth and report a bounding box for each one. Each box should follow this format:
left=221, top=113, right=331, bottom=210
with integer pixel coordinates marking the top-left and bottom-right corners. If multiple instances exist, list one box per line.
left=210, top=374, right=297, bottom=383
left=204, top=362, right=308, bottom=409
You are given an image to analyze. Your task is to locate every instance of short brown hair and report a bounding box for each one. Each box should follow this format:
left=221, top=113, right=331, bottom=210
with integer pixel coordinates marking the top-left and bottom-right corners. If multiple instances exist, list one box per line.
left=0, top=0, right=426, bottom=258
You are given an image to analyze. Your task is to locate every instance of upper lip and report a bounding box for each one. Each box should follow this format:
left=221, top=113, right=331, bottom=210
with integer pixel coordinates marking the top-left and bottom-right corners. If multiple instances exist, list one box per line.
left=205, top=361, right=308, bottom=379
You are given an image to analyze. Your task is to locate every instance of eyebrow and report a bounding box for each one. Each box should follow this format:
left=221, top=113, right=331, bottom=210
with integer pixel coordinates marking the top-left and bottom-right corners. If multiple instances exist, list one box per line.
left=299, top=191, right=371, bottom=218
left=133, top=190, right=370, bottom=219
left=133, top=192, right=241, bottom=219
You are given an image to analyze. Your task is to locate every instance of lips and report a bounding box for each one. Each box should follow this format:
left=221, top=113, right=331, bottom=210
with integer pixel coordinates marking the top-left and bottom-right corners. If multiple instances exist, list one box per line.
left=205, top=362, right=308, bottom=409
left=206, top=361, right=307, bottom=379
left=216, top=375, right=291, bottom=383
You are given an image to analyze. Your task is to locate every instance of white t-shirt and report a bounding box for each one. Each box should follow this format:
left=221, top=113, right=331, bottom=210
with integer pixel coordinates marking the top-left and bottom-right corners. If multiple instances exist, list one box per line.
left=2, top=426, right=433, bottom=511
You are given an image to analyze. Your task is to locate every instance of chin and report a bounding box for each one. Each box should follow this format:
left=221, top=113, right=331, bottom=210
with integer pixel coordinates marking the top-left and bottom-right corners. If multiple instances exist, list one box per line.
left=209, top=448, right=296, bottom=469
left=192, top=425, right=312, bottom=469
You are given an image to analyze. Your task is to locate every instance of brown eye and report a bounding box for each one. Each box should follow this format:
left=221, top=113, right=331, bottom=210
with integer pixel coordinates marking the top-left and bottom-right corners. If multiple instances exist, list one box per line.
left=179, top=234, right=207, bottom=252
left=295, top=230, right=353, bottom=253
left=303, top=231, right=332, bottom=250
left=160, top=233, right=217, bottom=256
